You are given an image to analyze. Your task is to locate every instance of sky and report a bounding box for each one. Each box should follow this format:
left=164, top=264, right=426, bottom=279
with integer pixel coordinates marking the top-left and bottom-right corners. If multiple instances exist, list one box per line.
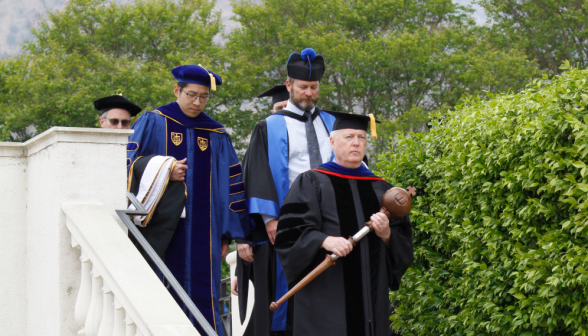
left=0, top=0, right=486, bottom=57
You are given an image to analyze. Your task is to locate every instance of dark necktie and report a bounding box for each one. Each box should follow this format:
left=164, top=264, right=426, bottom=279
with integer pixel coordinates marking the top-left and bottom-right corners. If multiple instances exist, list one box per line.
left=304, top=110, right=322, bottom=169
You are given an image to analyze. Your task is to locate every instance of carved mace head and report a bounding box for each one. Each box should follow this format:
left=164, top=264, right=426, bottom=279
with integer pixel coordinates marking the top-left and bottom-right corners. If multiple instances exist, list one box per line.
left=381, top=186, right=417, bottom=218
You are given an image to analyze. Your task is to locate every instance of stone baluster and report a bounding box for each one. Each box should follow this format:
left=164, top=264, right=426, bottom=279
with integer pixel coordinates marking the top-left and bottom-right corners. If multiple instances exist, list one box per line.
left=85, top=265, right=104, bottom=336
left=112, top=298, right=126, bottom=336
left=73, top=236, right=92, bottom=336
left=97, top=283, right=114, bottom=336
left=125, top=313, right=137, bottom=336
left=135, top=329, right=145, bottom=336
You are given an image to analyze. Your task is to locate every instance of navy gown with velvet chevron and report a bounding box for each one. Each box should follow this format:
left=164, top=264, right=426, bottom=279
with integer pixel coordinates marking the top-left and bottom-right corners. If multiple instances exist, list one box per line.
left=127, top=101, right=251, bottom=336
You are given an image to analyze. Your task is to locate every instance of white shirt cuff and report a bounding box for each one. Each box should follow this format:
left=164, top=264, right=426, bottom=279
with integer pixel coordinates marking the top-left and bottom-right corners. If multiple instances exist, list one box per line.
left=261, top=214, right=277, bottom=225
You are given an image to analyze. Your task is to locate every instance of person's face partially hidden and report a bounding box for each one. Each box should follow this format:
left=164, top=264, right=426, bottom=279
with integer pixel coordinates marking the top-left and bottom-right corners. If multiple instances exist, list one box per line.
left=287, top=79, right=320, bottom=111
left=272, top=100, right=288, bottom=113
left=330, top=129, right=367, bottom=168
left=174, top=83, right=211, bottom=118
left=99, top=109, right=132, bottom=129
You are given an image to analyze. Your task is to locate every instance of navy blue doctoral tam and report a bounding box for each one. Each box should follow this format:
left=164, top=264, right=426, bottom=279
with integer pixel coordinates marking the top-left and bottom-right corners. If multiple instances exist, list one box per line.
left=172, top=64, right=223, bottom=91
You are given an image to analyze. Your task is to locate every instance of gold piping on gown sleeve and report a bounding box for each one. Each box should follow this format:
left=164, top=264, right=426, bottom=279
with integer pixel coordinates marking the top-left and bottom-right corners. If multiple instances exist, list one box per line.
left=127, top=141, right=139, bottom=152
left=126, top=156, right=143, bottom=212
left=127, top=156, right=144, bottom=193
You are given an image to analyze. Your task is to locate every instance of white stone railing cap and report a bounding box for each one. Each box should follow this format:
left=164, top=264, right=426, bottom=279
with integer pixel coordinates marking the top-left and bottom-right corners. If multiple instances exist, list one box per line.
left=0, top=127, right=133, bottom=157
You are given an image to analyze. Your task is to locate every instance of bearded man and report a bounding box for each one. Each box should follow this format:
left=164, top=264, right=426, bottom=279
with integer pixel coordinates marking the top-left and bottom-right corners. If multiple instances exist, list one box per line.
left=233, top=48, right=336, bottom=336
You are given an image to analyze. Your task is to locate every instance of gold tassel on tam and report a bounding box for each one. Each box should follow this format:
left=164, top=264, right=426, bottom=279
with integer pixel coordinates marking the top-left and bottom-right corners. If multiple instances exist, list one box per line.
left=368, top=113, right=377, bottom=139
left=208, top=73, right=216, bottom=91
left=198, top=64, right=217, bottom=91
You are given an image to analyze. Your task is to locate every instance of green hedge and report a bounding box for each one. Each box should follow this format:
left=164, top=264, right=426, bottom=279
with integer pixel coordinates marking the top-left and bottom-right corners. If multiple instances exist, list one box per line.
left=377, top=64, right=588, bottom=335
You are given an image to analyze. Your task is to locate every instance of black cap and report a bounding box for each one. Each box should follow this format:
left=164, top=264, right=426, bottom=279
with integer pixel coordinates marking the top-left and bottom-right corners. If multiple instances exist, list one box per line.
left=257, top=85, right=290, bottom=105
left=287, top=48, right=325, bottom=81
left=94, top=95, right=142, bottom=117
left=326, top=110, right=381, bottom=139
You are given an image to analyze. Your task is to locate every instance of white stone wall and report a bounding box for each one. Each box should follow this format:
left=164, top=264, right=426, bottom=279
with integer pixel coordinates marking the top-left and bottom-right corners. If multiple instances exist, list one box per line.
left=0, top=144, right=27, bottom=336
left=0, top=127, right=132, bottom=336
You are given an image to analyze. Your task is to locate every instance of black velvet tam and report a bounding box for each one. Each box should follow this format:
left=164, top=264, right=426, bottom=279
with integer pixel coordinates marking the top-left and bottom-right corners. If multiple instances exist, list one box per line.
left=325, top=110, right=381, bottom=132
left=94, top=95, right=142, bottom=116
left=287, top=48, right=325, bottom=81
left=257, top=84, right=290, bottom=104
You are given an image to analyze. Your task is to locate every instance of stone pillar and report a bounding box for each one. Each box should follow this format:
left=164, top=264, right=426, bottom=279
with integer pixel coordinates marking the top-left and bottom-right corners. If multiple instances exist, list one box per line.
left=25, top=127, right=132, bottom=336
left=0, top=143, right=27, bottom=335
left=0, top=127, right=132, bottom=336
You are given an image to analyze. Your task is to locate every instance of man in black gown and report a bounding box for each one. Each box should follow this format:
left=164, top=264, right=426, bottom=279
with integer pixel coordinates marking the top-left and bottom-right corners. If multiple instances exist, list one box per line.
left=275, top=112, right=414, bottom=336
left=231, top=84, right=290, bottom=334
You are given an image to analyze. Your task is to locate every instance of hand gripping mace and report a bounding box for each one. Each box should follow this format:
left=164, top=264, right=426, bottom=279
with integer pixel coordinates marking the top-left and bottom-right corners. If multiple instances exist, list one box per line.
left=269, top=186, right=417, bottom=311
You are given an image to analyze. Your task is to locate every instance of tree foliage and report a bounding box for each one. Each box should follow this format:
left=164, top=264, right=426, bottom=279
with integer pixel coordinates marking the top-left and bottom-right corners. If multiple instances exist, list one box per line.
left=0, top=0, right=539, bottom=155
left=2, top=0, right=588, bottom=331
left=479, top=0, right=588, bottom=75
left=224, top=0, right=538, bottom=156
left=0, top=0, right=222, bottom=141
left=377, top=64, right=588, bottom=335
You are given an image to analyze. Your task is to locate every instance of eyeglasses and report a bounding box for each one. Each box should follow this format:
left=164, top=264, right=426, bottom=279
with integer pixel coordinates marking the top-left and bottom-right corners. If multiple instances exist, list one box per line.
left=182, top=90, right=211, bottom=102
left=104, top=117, right=131, bottom=127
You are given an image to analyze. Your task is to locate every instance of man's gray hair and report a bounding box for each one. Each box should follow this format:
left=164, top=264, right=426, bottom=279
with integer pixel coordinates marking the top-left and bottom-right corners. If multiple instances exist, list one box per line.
left=100, top=110, right=109, bottom=119
left=330, top=129, right=368, bottom=140
left=330, top=129, right=341, bottom=140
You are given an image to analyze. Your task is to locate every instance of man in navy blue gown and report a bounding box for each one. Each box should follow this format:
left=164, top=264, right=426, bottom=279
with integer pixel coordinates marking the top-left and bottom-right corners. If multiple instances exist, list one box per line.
left=127, top=64, right=251, bottom=336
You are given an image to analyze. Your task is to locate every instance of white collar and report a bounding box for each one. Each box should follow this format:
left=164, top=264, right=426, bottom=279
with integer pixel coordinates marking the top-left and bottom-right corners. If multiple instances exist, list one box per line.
left=285, top=100, right=315, bottom=116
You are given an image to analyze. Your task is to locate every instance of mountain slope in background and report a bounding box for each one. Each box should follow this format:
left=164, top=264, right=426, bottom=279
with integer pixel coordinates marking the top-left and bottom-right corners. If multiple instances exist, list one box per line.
left=0, top=0, right=64, bottom=56
left=0, top=0, right=237, bottom=57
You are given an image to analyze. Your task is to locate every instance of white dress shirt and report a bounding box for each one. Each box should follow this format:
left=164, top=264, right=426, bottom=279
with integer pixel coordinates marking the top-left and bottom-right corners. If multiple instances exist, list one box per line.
left=261, top=100, right=332, bottom=224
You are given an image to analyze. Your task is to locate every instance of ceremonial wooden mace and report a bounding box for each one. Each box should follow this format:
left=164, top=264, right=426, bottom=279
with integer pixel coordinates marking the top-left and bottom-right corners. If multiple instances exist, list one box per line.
left=270, top=186, right=417, bottom=311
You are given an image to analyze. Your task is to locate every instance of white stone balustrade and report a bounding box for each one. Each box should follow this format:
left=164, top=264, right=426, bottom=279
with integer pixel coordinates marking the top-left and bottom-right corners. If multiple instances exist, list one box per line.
left=0, top=127, right=198, bottom=336
left=64, top=203, right=200, bottom=336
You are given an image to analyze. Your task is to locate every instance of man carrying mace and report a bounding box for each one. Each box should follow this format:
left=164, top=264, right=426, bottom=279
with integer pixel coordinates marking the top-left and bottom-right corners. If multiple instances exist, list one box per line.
left=275, top=112, right=414, bottom=336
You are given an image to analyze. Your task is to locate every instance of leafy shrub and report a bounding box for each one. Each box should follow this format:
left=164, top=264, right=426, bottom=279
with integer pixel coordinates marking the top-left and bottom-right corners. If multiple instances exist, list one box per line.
left=377, top=63, right=588, bottom=335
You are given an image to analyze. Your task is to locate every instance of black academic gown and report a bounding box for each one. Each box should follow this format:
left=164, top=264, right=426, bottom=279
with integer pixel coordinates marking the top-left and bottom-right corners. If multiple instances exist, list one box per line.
left=127, top=154, right=186, bottom=262
left=275, top=167, right=414, bottom=336
left=236, top=111, right=308, bottom=336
